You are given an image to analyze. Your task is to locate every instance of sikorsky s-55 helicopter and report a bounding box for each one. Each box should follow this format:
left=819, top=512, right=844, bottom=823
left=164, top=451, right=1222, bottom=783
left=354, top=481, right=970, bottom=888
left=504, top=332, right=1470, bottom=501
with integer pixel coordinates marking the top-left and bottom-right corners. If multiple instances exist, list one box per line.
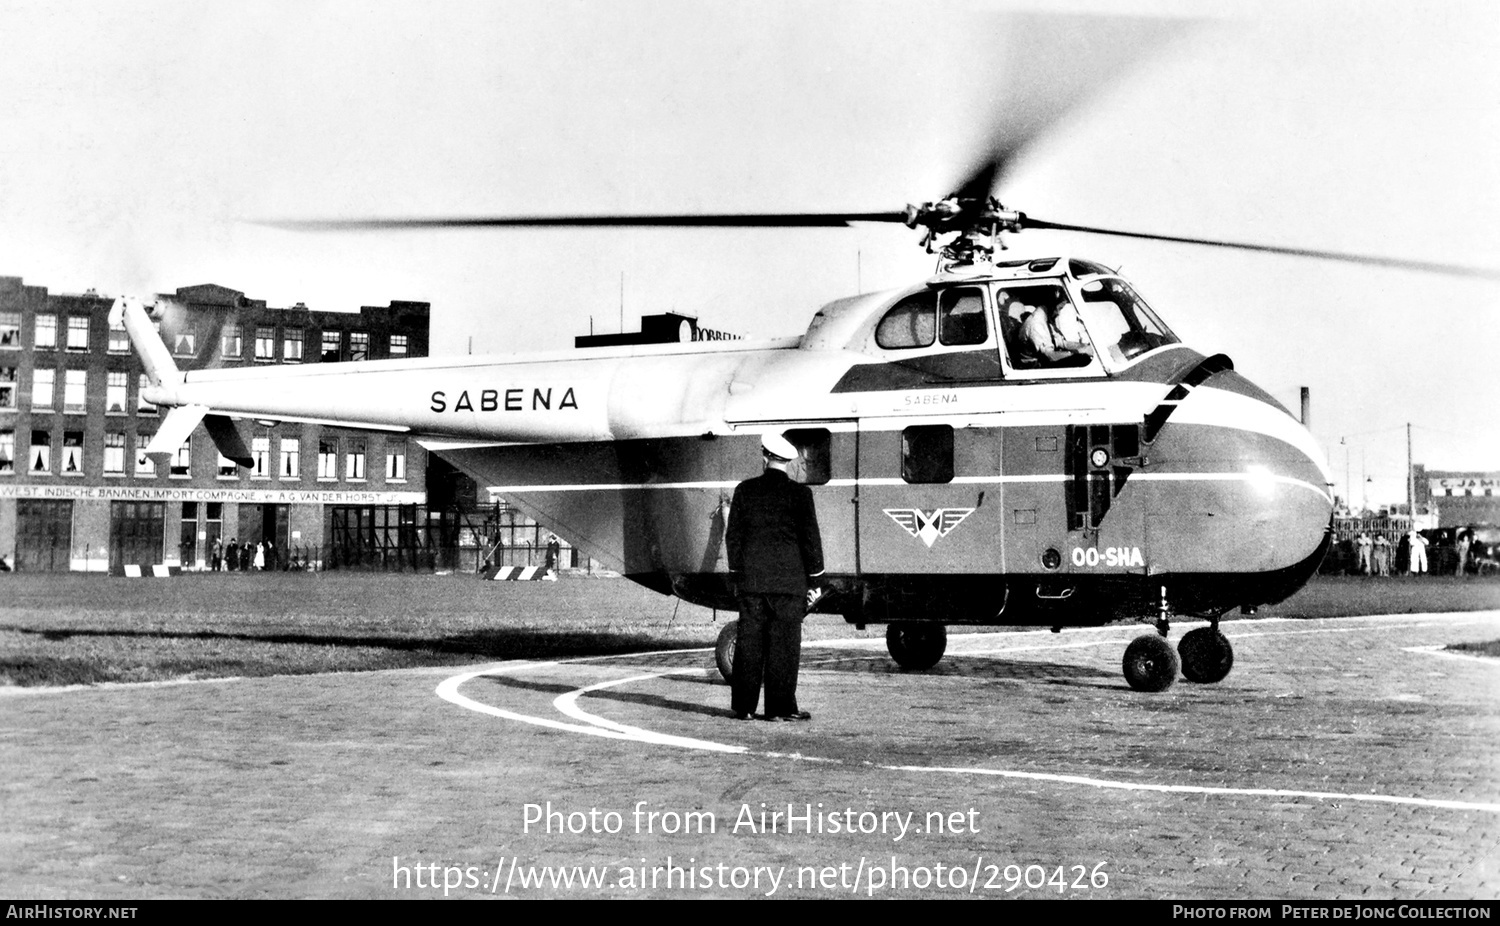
left=114, top=182, right=1493, bottom=692
left=112, top=16, right=1496, bottom=693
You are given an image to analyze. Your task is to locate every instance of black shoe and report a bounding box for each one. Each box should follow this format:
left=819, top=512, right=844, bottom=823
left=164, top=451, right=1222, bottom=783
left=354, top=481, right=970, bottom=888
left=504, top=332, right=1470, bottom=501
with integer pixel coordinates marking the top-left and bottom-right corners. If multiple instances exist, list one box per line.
left=732, top=711, right=755, bottom=721
left=767, top=711, right=812, bottom=722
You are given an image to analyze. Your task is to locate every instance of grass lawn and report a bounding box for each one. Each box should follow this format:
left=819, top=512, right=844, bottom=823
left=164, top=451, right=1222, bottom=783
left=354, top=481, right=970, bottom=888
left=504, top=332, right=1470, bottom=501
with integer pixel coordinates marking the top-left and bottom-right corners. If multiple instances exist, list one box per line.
left=1, top=572, right=1496, bottom=687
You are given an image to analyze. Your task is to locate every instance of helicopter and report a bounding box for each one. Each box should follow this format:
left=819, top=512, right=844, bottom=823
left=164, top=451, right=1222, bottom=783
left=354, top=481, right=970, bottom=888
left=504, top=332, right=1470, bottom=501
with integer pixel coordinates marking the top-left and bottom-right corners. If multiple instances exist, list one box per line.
left=109, top=8, right=1498, bottom=693
left=114, top=170, right=1497, bottom=693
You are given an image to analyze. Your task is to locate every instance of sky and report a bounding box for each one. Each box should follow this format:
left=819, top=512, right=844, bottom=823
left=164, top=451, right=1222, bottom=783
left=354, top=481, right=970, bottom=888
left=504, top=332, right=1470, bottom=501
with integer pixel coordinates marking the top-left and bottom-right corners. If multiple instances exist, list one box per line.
left=0, top=0, right=1495, bottom=509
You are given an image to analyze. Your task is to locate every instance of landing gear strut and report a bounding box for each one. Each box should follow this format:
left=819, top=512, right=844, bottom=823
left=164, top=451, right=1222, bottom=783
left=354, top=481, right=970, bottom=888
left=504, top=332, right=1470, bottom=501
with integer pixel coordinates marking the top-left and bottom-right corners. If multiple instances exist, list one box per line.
left=1122, top=585, right=1179, bottom=692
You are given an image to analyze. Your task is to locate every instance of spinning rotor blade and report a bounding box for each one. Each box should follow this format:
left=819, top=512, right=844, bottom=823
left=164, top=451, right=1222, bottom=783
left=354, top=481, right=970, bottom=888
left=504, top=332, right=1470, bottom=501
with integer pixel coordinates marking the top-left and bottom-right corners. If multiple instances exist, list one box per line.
left=264, top=212, right=907, bottom=231
left=1021, top=216, right=1500, bottom=281
left=950, top=13, right=1195, bottom=199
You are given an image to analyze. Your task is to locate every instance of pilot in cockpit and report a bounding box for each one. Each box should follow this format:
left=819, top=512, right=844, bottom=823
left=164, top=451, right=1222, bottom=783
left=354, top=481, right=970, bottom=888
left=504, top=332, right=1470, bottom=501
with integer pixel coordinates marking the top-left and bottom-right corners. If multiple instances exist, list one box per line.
left=1019, top=290, right=1092, bottom=367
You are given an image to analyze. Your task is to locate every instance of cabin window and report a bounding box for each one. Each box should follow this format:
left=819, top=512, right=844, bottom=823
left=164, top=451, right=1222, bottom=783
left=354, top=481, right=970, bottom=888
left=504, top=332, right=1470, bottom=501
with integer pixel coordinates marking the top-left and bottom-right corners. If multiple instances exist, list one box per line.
left=875, top=292, right=936, bottom=349
left=995, top=283, right=1097, bottom=372
left=783, top=428, right=831, bottom=486
left=1077, top=278, right=1178, bottom=363
left=902, top=425, right=953, bottom=484
left=938, top=287, right=988, bottom=346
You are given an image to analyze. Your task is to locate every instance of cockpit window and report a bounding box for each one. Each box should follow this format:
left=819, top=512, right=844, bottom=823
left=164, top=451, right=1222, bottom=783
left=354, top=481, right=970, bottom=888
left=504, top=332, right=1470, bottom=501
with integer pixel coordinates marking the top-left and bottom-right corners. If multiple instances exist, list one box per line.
left=875, top=292, right=936, bottom=349
left=1068, top=259, right=1113, bottom=278
left=1077, top=278, right=1179, bottom=362
left=938, top=287, right=987, bottom=346
left=995, top=284, right=1095, bottom=370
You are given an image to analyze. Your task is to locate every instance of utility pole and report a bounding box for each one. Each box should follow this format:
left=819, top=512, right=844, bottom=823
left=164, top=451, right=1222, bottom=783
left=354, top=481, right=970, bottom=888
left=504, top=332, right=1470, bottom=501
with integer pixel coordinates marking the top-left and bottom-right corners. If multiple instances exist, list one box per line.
left=1406, top=422, right=1415, bottom=517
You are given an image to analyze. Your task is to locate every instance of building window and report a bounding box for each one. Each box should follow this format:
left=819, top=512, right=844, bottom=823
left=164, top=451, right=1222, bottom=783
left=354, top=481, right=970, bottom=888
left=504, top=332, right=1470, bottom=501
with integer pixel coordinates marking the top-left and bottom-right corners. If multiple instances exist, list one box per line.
left=252, top=436, right=271, bottom=478
left=104, top=431, right=125, bottom=475
left=32, top=368, right=54, bottom=410
left=137, top=374, right=157, bottom=415
left=255, top=326, right=276, bottom=361
left=0, top=311, right=20, bottom=349
left=280, top=438, right=299, bottom=479
left=67, top=316, right=90, bottom=351
left=171, top=437, right=191, bottom=477
left=62, top=431, right=83, bottom=474
left=902, top=424, right=954, bottom=484
left=389, top=334, right=408, bottom=357
left=172, top=329, right=196, bottom=357
left=385, top=439, right=406, bottom=480
left=345, top=438, right=366, bottom=480
left=283, top=328, right=304, bottom=362
left=321, top=330, right=341, bottom=362
left=221, top=324, right=242, bottom=359
left=35, top=314, right=57, bottom=349
left=218, top=452, right=238, bottom=477
left=134, top=432, right=155, bottom=476
left=0, top=429, right=13, bottom=474
left=0, top=365, right=15, bottom=409
left=318, top=438, right=338, bottom=479
left=108, top=316, right=130, bottom=353
left=63, top=369, right=87, bottom=414
left=30, top=430, right=50, bottom=473
left=106, top=371, right=128, bottom=414
left=349, top=331, right=369, bottom=361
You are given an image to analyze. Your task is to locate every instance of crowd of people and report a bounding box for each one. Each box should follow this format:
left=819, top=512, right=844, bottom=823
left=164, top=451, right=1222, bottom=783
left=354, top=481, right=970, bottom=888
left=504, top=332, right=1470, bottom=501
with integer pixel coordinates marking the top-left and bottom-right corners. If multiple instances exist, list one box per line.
left=206, top=536, right=280, bottom=571
left=1338, top=527, right=1487, bottom=577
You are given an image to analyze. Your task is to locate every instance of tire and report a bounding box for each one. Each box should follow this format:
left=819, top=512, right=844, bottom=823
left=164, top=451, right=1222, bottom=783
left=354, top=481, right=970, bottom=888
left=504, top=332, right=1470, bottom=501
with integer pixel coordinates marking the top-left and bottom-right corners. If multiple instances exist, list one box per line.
left=715, top=620, right=738, bottom=682
left=1178, top=627, right=1234, bottom=684
left=1123, top=634, right=1179, bottom=692
left=885, top=622, right=948, bottom=671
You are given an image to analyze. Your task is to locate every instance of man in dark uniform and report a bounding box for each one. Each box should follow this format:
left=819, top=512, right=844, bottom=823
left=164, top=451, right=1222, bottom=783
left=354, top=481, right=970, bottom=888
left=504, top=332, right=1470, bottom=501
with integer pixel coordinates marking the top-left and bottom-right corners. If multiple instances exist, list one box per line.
left=726, top=432, right=825, bottom=722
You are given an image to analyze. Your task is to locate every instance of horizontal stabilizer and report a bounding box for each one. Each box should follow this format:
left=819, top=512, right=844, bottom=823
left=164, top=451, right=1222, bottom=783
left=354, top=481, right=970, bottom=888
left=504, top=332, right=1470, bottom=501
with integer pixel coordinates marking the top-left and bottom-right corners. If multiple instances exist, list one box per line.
left=204, top=414, right=253, bottom=468
left=143, top=405, right=209, bottom=471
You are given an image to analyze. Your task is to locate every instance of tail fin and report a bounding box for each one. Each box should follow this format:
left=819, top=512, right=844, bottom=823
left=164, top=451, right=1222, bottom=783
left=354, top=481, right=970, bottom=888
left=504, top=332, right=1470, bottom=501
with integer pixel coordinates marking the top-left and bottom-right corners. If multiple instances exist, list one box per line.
left=112, top=296, right=254, bottom=470
left=108, top=297, right=181, bottom=388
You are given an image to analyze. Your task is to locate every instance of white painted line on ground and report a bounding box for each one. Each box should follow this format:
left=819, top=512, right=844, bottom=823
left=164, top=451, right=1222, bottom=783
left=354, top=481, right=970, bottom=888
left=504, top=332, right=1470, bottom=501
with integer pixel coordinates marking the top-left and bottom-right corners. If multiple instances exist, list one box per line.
left=551, top=668, right=746, bottom=753
left=1403, top=645, right=1500, bottom=668
left=439, top=608, right=1500, bottom=815
left=879, top=765, right=1500, bottom=814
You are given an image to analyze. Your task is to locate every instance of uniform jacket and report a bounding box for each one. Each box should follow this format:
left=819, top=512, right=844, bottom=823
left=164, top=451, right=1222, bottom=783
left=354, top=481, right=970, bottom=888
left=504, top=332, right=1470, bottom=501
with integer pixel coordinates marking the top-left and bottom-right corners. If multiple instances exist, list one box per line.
left=726, top=468, right=825, bottom=596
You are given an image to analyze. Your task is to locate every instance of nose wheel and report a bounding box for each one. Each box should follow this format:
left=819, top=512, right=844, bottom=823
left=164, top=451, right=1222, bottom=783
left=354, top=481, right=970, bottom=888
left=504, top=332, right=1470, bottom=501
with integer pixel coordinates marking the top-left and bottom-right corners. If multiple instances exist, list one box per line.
left=1177, top=626, right=1234, bottom=683
left=1121, top=587, right=1235, bottom=691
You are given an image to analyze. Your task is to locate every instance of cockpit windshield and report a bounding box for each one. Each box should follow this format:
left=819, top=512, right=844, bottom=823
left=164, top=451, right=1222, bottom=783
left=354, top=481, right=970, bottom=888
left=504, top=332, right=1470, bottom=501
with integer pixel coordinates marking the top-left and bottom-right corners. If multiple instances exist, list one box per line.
left=1076, top=278, right=1179, bottom=363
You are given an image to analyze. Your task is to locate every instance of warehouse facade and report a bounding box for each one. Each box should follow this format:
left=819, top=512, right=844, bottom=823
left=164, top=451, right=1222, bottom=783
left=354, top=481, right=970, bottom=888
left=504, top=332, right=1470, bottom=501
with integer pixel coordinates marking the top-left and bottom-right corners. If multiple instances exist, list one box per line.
left=0, top=275, right=430, bottom=571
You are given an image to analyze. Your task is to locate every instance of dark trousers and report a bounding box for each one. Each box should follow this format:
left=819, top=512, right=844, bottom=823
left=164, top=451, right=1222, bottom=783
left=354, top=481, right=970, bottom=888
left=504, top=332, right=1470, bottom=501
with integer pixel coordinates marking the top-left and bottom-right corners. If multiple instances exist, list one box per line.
left=731, top=593, right=805, bottom=717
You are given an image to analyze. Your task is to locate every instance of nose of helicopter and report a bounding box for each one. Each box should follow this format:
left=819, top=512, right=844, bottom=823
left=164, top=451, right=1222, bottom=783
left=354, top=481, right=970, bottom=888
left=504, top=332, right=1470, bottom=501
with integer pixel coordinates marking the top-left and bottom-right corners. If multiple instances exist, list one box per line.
left=1149, top=368, right=1335, bottom=579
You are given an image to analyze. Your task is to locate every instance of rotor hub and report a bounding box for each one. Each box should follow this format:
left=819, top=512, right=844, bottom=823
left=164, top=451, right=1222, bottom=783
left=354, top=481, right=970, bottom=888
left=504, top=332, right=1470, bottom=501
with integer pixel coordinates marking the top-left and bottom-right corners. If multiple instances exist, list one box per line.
left=903, top=196, right=1026, bottom=270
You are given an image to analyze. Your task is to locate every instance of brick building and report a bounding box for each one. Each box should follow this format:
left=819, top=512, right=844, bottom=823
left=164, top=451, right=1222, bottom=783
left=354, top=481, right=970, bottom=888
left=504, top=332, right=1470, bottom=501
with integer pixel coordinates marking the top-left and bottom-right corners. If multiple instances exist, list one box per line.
left=0, top=275, right=430, bottom=571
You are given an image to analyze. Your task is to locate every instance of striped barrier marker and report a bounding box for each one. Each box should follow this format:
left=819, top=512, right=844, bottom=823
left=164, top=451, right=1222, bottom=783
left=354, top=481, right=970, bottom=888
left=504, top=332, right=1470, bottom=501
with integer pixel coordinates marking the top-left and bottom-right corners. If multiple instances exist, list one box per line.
left=112, top=564, right=182, bottom=578
left=481, top=566, right=556, bottom=581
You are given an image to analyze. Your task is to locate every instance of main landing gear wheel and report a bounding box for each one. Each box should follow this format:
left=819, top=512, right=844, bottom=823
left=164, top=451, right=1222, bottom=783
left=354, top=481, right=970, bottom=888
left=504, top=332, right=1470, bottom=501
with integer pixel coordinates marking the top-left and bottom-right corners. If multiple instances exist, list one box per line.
left=715, top=620, right=737, bottom=682
left=1123, top=634, right=1179, bottom=692
left=1178, top=627, right=1234, bottom=684
left=886, top=622, right=948, bottom=671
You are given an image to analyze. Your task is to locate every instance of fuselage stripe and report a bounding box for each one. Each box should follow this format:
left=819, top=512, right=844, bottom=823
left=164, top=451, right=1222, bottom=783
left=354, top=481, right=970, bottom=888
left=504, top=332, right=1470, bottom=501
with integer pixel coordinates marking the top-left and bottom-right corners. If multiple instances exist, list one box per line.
left=487, top=471, right=1333, bottom=502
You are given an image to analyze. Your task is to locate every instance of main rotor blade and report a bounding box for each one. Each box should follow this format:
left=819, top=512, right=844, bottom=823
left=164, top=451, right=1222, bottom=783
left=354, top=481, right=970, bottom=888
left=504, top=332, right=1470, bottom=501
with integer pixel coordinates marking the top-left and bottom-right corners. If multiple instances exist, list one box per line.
left=1022, top=216, right=1500, bottom=281
left=262, top=212, right=907, bottom=231
left=951, top=12, right=1197, bottom=199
